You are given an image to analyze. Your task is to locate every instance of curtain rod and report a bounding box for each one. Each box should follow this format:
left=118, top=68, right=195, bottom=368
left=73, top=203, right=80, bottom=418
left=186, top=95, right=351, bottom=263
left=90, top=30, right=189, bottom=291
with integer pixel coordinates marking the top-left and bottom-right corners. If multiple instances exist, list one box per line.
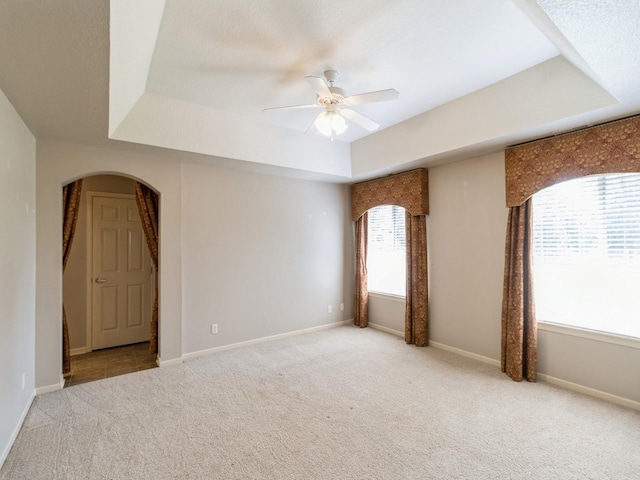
left=507, top=112, right=640, bottom=149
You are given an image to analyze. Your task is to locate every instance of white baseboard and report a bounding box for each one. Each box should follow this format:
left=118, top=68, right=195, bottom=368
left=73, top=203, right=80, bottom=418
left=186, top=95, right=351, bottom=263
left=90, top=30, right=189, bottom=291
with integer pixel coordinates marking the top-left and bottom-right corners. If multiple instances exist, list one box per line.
left=368, top=324, right=640, bottom=410
left=368, top=323, right=404, bottom=338
left=70, top=347, right=87, bottom=356
left=428, top=340, right=640, bottom=411
left=429, top=340, right=502, bottom=368
left=157, top=356, right=183, bottom=367
left=368, top=323, right=502, bottom=368
left=35, top=380, right=64, bottom=396
left=537, top=373, right=640, bottom=411
left=1, top=390, right=35, bottom=469
left=182, top=320, right=352, bottom=361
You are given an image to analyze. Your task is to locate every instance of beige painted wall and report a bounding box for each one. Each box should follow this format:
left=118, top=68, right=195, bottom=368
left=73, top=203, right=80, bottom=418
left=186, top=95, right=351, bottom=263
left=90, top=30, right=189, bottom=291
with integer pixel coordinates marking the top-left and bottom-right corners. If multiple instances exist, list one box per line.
left=368, top=294, right=405, bottom=334
left=35, top=140, right=354, bottom=389
left=63, top=175, right=137, bottom=351
left=0, top=88, right=36, bottom=465
left=428, top=151, right=508, bottom=359
left=181, top=161, right=353, bottom=353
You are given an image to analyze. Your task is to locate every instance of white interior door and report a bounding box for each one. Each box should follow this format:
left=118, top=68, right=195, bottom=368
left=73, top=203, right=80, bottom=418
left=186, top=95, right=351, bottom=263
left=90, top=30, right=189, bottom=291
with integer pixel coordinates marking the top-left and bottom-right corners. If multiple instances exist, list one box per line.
left=92, top=195, right=152, bottom=350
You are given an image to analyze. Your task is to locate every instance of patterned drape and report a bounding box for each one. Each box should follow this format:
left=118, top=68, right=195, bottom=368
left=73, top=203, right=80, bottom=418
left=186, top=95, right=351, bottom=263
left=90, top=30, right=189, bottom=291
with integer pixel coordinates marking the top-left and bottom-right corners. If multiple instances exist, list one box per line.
left=405, top=213, right=428, bottom=346
left=352, top=169, right=429, bottom=221
left=351, top=169, right=429, bottom=345
left=62, top=179, right=83, bottom=376
left=134, top=182, right=159, bottom=354
left=505, top=115, right=640, bottom=207
left=501, top=199, right=536, bottom=382
left=354, top=213, right=369, bottom=328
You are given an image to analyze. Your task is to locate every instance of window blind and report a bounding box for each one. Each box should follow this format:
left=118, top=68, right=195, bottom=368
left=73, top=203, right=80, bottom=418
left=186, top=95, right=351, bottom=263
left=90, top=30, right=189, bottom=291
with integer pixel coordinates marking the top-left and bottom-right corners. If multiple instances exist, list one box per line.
left=532, top=173, right=640, bottom=338
left=367, top=205, right=406, bottom=296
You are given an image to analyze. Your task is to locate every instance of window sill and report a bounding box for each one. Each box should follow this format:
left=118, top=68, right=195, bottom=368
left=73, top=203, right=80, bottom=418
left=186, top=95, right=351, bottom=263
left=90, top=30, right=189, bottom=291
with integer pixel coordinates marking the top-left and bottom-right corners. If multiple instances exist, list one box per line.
left=368, top=291, right=406, bottom=303
left=538, top=321, right=640, bottom=350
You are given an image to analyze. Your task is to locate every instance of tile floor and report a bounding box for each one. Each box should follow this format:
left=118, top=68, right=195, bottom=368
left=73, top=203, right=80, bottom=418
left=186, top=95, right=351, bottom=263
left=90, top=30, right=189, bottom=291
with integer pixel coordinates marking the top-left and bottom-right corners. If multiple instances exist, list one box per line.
left=65, top=341, right=157, bottom=387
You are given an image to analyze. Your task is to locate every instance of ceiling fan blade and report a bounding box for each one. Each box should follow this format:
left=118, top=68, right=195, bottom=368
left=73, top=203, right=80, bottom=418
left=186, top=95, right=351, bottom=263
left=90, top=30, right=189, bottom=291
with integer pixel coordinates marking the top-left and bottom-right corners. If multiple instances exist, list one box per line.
left=304, top=75, right=332, bottom=97
left=262, top=104, right=321, bottom=112
left=340, top=108, right=380, bottom=132
left=304, top=113, right=322, bottom=135
left=344, top=88, right=399, bottom=106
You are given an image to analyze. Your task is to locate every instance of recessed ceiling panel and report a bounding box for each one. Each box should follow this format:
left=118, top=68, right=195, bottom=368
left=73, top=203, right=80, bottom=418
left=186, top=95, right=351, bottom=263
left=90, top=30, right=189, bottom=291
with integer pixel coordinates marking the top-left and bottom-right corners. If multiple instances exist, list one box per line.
left=145, top=0, right=559, bottom=142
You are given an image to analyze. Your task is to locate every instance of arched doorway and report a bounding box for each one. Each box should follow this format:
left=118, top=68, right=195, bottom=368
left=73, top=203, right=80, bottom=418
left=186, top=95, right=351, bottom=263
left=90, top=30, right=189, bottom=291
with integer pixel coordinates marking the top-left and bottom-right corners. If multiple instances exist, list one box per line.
left=62, top=174, right=159, bottom=386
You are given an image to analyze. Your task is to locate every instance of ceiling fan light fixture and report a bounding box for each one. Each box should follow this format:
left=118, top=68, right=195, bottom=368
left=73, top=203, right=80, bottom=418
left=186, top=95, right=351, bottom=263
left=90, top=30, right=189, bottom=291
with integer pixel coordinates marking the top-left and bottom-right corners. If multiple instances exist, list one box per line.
left=264, top=69, right=398, bottom=139
left=315, top=111, right=347, bottom=137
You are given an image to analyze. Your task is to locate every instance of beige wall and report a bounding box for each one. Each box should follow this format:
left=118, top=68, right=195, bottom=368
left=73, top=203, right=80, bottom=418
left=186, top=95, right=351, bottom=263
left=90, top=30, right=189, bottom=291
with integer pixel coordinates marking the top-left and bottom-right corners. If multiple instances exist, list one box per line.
left=63, top=175, right=137, bottom=351
left=368, top=294, right=405, bottom=334
left=35, top=141, right=354, bottom=389
left=181, top=162, right=353, bottom=353
left=0, top=88, right=36, bottom=466
left=428, top=152, right=508, bottom=358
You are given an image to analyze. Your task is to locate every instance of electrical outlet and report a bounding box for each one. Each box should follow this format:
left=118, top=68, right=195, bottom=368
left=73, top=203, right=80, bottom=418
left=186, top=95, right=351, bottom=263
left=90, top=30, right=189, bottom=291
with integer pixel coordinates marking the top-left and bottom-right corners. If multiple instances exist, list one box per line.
left=340, top=303, right=344, bottom=311
left=328, top=305, right=332, bottom=313
left=211, top=324, right=218, bottom=334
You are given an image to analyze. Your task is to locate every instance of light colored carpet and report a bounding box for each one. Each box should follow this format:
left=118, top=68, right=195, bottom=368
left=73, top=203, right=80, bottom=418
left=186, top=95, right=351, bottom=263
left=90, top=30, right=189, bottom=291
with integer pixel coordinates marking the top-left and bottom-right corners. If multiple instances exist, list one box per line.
left=2, top=326, right=639, bottom=479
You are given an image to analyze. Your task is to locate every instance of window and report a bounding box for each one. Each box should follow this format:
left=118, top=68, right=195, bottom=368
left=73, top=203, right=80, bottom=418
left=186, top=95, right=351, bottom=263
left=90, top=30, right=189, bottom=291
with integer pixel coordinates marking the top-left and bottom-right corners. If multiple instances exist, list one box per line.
left=367, top=205, right=406, bottom=296
left=532, top=173, right=640, bottom=338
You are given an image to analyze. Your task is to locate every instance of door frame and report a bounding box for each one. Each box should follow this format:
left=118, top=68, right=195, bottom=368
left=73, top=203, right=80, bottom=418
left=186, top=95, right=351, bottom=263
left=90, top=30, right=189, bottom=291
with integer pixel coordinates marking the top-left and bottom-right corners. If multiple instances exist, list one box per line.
left=84, top=190, right=155, bottom=352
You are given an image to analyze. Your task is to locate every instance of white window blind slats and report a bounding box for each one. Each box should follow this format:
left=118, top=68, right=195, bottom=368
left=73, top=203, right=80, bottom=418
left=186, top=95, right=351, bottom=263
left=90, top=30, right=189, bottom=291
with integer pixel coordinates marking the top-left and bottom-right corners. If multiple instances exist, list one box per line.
left=367, top=205, right=406, bottom=296
left=532, top=173, right=640, bottom=338
left=368, top=205, right=406, bottom=251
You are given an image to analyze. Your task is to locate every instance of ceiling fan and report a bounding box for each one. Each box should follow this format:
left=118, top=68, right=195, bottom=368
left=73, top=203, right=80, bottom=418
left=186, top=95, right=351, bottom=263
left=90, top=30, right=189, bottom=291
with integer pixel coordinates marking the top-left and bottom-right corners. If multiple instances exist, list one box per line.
left=263, top=70, right=399, bottom=140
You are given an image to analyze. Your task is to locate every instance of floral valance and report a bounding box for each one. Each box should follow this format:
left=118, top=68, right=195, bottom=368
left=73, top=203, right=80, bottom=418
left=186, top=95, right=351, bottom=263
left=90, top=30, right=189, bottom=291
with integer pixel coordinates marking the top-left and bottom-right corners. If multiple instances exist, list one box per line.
left=505, top=115, right=640, bottom=207
left=351, top=168, right=429, bottom=221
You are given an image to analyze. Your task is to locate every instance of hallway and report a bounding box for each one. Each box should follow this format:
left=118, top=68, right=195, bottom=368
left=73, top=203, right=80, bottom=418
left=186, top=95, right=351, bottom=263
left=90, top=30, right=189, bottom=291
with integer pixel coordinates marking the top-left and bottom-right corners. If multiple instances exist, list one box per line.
left=65, top=342, right=157, bottom=387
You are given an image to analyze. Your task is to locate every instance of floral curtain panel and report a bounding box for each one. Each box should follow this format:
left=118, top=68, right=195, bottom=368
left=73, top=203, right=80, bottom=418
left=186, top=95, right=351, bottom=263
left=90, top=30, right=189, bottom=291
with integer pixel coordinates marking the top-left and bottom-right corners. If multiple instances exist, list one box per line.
left=353, top=213, right=369, bottom=328
left=405, top=213, right=428, bottom=346
left=134, top=182, right=159, bottom=355
left=501, top=200, right=536, bottom=382
left=62, top=179, right=83, bottom=376
left=351, top=169, right=429, bottom=346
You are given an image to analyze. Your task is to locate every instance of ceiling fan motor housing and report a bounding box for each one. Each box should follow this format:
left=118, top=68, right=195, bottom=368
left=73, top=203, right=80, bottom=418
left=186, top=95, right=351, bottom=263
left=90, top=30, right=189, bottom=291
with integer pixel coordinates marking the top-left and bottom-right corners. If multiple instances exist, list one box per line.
left=319, top=86, right=346, bottom=106
left=263, top=68, right=396, bottom=134
left=315, top=69, right=345, bottom=105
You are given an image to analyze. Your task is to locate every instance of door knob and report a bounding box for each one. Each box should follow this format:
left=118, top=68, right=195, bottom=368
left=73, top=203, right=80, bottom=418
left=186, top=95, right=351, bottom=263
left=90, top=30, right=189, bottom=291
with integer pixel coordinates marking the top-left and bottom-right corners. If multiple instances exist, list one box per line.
left=95, top=277, right=108, bottom=283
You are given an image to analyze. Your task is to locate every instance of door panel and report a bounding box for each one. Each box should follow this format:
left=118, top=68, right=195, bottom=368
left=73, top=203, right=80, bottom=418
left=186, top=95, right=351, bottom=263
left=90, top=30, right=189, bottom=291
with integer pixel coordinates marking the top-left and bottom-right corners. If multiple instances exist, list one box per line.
left=92, top=196, right=152, bottom=350
left=127, top=229, right=144, bottom=272
left=102, top=229, right=118, bottom=271
left=126, top=284, right=144, bottom=328
left=101, top=204, right=118, bottom=221
left=126, top=205, right=139, bottom=222
left=100, top=286, right=118, bottom=331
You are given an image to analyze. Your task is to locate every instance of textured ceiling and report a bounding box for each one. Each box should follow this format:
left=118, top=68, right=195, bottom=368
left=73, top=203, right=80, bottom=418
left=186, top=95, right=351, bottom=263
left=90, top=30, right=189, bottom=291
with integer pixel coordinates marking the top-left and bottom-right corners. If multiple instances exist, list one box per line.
left=0, top=0, right=638, bottom=182
left=537, top=0, right=640, bottom=103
